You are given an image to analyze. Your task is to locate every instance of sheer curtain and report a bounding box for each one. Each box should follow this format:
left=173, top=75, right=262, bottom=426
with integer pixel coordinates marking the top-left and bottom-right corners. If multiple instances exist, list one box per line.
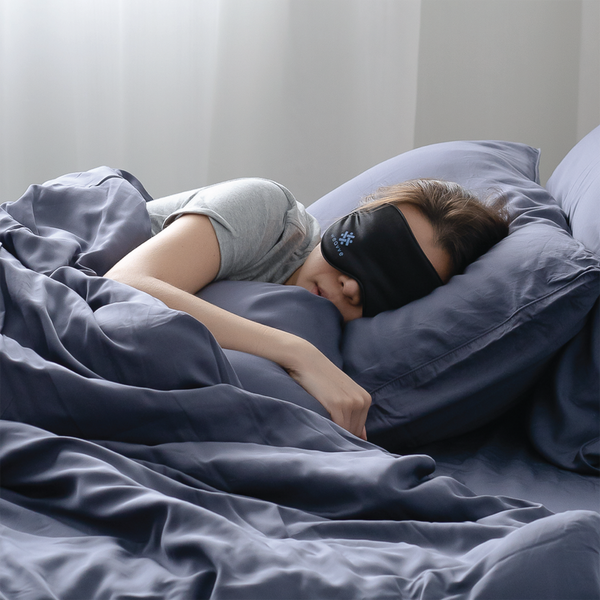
left=0, top=0, right=422, bottom=204
left=1, top=0, right=598, bottom=205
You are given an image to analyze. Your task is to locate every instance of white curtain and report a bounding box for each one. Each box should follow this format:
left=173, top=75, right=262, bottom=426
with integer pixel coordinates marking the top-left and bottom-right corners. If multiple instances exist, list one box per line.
left=1, top=0, right=598, bottom=205
left=0, top=0, right=423, bottom=204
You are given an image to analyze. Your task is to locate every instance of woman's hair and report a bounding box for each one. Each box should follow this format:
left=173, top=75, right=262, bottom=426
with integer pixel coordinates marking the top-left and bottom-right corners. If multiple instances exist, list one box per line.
left=360, top=179, right=510, bottom=274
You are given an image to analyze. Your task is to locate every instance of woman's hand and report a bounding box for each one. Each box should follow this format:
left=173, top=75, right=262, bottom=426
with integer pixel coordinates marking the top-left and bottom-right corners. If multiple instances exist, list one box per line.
left=281, top=338, right=371, bottom=440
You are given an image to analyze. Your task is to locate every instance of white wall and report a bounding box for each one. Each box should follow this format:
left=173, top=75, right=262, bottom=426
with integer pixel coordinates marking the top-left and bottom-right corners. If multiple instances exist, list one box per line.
left=1, top=0, right=598, bottom=206
left=414, top=0, right=599, bottom=184
left=578, top=0, right=600, bottom=141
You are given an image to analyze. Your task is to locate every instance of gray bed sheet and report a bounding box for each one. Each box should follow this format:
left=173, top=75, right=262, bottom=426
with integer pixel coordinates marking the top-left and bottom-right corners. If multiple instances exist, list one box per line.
left=418, top=407, right=600, bottom=515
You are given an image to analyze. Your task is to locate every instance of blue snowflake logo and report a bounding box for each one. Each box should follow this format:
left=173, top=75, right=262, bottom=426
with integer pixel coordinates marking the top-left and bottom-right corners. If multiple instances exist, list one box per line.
left=338, top=231, right=355, bottom=246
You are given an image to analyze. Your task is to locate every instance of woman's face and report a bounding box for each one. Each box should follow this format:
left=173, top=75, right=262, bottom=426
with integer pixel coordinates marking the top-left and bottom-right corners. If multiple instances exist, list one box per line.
left=286, top=245, right=363, bottom=322
left=287, top=203, right=452, bottom=322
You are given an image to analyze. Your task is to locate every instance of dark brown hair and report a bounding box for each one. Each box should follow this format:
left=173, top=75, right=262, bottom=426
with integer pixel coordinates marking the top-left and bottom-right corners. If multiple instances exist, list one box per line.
left=360, top=179, right=510, bottom=274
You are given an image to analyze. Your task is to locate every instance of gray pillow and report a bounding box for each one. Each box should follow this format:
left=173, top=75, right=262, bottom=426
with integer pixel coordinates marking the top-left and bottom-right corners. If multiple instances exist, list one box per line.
left=529, top=126, right=600, bottom=473
left=198, top=280, right=339, bottom=418
left=544, top=125, right=600, bottom=256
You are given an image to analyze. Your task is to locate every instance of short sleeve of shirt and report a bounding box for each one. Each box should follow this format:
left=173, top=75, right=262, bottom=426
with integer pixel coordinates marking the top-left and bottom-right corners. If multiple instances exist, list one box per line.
left=145, top=178, right=321, bottom=284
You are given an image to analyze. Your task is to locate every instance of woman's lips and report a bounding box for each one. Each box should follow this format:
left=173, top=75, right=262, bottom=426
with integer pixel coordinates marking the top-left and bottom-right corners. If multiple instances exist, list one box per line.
left=313, top=285, right=328, bottom=299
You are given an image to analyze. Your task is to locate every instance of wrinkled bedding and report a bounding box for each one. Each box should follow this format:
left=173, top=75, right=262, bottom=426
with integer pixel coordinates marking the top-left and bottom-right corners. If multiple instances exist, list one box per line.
left=417, top=406, right=600, bottom=515
left=1, top=168, right=599, bottom=599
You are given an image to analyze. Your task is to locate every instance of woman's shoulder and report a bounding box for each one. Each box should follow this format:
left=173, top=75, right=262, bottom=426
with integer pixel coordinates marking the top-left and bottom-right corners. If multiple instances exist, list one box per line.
left=149, top=178, right=318, bottom=236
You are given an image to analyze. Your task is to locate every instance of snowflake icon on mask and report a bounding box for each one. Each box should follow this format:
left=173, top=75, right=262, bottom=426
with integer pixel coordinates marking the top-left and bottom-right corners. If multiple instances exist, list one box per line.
left=338, top=231, right=355, bottom=246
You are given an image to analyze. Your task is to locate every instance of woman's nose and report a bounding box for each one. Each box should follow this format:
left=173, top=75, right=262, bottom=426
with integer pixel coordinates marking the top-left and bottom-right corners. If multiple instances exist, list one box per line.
left=340, top=275, right=361, bottom=305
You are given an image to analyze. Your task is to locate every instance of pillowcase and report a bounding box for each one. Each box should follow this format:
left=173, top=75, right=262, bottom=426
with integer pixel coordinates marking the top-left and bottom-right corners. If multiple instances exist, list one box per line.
left=309, top=140, right=600, bottom=450
left=544, top=125, right=600, bottom=256
left=529, top=126, right=600, bottom=474
left=197, top=280, right=340, bottom=418
left=309, top=140, right=563, bottom=230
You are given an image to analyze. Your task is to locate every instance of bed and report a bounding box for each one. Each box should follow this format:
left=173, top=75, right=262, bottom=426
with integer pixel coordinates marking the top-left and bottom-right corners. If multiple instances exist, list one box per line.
left=1, top=128, right=599, bottom=599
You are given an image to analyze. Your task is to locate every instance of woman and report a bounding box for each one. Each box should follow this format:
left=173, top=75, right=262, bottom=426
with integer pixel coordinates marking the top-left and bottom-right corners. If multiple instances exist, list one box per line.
left=106, top=178, right=509, bottom=439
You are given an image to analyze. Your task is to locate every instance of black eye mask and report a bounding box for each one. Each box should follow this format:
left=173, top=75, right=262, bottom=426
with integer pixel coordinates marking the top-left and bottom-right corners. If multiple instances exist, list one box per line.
left=321, top=204, right=443, bottom=317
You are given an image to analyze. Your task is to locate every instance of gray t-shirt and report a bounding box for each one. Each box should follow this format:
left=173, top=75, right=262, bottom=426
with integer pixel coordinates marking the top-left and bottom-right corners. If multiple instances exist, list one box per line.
left=145, top=178, right=321, bottom=284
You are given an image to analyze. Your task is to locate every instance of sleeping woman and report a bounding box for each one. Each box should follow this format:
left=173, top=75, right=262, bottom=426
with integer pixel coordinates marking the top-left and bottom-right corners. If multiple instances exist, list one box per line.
left=105, top=178, right=509, bottom=440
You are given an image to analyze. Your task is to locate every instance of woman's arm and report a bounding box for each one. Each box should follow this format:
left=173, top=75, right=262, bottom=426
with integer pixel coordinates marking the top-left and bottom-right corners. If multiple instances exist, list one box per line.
left=105, top=214, right=371, bottom=439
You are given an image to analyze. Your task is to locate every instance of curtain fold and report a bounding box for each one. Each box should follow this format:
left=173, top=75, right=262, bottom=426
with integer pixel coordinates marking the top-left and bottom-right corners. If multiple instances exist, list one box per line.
left=0, top=0, right=422, bottom=204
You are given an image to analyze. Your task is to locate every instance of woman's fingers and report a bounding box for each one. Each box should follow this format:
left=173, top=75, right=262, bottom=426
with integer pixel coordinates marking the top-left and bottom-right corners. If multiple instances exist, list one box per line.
left=285, top=346, right=371, bottom=439
left=327, top=382, right=371, bottom=438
